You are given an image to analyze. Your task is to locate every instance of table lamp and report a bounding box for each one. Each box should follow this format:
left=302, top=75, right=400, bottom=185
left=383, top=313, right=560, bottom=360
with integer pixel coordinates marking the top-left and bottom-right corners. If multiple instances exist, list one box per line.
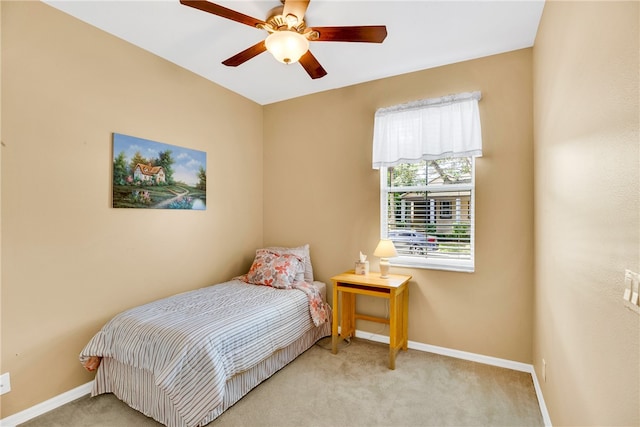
left=374, top=239, right=398, bottom=279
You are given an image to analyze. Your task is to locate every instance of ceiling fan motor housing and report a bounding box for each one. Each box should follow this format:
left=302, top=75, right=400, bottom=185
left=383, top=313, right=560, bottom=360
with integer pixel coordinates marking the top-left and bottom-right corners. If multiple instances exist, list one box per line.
left=264, top=6, right=307, bottom=33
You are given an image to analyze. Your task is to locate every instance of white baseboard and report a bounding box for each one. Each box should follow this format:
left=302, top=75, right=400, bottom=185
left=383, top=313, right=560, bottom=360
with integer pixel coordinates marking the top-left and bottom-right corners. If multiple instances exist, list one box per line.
left=354, top=329, right=552, bottom=426
left=530, top=364, right=553, bottom=427
left=2, top=332, right=553, bottom=427
left=0, top=381, right=93, bottom=427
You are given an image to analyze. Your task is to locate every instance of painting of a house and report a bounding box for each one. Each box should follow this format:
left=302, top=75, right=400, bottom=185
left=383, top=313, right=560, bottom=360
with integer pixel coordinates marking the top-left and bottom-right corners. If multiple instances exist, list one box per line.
left=112, top=133, right=206, bottom=210
left=133, top=163, right=166, bottom=184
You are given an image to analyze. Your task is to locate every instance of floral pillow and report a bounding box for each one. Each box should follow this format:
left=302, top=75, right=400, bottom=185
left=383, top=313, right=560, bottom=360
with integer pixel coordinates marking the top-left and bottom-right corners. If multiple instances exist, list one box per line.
left=246, top=250, right=303, bottom=289
left=264, top=244, right=314, bottom=283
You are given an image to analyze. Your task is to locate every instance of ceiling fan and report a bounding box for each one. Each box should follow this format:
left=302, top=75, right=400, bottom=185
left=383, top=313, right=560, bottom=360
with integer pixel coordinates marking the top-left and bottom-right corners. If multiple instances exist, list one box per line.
left=179, top=0, right=388, bottom=79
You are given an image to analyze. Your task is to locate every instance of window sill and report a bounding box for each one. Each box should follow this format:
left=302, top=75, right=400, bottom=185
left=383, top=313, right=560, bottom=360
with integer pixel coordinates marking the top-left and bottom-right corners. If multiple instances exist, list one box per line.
left=390, top=256, right=474, bottom=273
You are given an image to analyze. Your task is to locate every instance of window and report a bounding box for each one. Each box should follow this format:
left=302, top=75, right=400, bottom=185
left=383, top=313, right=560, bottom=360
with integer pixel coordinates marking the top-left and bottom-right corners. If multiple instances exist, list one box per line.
left=439, top=200, right=452, bottom=220
left=372, top=91, right=482, bottom=273
left=380, top=157, right=475, bottom=272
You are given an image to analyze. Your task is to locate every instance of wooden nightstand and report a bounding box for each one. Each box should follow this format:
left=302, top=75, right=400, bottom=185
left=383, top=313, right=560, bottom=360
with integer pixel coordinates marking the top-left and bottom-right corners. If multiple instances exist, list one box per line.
left=330, top=271, right=412, bottom=369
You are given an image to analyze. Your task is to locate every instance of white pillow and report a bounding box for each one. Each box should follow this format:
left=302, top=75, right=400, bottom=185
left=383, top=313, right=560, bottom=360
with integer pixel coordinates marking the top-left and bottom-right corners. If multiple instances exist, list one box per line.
left=264, top=244, right=314, bottom=283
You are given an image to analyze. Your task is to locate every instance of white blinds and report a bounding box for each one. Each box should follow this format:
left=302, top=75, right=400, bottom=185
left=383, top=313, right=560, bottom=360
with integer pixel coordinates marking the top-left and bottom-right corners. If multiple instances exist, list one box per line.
left=384, top=189, right=473, bottom=261
left=372, top=91, right=483, bottom=169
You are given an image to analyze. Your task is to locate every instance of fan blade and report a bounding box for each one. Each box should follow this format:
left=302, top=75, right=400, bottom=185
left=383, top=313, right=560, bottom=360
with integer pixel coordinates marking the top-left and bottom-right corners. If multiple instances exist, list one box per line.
left=282, top=0, right=310, bottom=24
left=180, top=0, right=265, bottom=28
left=312, top=25, right=387, bottom=43
left=299, top=50, right=327, bottom=79
left=222, top=41, right=267, bottom=67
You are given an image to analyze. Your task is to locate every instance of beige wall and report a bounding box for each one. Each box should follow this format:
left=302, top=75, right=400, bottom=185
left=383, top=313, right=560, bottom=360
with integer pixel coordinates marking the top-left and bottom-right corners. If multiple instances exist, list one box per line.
left=533, top=1, right=640, bottom=426
left=263, top=49, right=535, bottom=363
left=0, top=1, right=263, bottom=417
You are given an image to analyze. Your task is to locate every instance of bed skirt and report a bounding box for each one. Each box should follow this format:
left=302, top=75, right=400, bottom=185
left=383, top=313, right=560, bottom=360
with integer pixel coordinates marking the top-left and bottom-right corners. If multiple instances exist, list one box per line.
left=91, top=319, right=330, bottom=427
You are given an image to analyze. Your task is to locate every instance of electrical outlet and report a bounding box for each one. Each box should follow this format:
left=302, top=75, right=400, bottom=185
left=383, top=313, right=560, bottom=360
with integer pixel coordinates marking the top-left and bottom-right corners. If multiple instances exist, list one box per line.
left=0, top=372, right=11, bottom=395
left=542, top=359, right=547, bottom=382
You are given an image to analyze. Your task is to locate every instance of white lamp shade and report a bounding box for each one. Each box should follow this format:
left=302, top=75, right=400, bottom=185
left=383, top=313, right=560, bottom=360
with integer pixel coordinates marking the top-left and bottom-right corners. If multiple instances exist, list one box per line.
left=374, top=239, right=398, bottom=258
left=265, top=31, right=309, bottom=64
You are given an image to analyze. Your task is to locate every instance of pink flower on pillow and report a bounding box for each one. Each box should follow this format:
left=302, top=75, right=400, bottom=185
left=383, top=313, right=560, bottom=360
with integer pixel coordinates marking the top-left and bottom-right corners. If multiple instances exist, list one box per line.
left=247, top=261, right=263, bottom=275
left=274, top=261, right=292, bottom=275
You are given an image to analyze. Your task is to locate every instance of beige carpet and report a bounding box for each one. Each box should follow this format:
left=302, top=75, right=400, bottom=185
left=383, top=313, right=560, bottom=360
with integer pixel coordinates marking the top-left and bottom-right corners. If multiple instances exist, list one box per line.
left=21, top=338, right=543, bottom=427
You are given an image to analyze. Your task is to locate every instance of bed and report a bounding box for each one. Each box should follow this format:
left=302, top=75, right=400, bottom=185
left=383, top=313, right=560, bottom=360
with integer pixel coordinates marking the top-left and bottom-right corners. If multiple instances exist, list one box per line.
left=79, top=245, right=331, bottom=427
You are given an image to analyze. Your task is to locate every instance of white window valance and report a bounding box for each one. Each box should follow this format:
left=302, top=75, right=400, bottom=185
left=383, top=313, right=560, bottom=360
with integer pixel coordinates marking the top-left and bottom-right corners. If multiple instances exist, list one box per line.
left=372, top=91, right=483, bottom=169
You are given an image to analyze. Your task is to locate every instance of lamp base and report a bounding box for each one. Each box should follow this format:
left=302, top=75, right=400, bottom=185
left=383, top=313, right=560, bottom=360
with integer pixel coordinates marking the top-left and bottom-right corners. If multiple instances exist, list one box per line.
left=379, top=258, right=390, bottom=279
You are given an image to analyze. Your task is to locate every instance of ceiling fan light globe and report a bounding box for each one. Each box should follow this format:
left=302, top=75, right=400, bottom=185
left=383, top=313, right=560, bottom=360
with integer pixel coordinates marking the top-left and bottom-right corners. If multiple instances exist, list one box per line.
left=265, top=31, right=309, bottom=64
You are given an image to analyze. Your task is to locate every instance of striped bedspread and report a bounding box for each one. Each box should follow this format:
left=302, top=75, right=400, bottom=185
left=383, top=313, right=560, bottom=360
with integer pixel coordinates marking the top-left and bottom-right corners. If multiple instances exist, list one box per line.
left=80, top=280, right=322, bottom=427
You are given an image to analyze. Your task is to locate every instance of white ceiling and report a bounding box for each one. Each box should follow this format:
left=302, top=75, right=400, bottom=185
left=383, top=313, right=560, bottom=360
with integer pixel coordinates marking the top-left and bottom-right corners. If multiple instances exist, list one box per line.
left=43, top=0, right=545, bottom=105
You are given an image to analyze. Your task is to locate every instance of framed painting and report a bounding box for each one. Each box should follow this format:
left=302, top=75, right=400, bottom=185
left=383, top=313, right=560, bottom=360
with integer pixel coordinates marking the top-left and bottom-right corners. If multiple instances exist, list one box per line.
left=112, top=133, right=206, bottom=210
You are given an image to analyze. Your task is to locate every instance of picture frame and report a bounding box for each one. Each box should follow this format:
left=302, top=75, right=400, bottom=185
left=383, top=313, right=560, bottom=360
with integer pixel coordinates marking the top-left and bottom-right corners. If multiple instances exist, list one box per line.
left=112, top=133, right=206, bottom=210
